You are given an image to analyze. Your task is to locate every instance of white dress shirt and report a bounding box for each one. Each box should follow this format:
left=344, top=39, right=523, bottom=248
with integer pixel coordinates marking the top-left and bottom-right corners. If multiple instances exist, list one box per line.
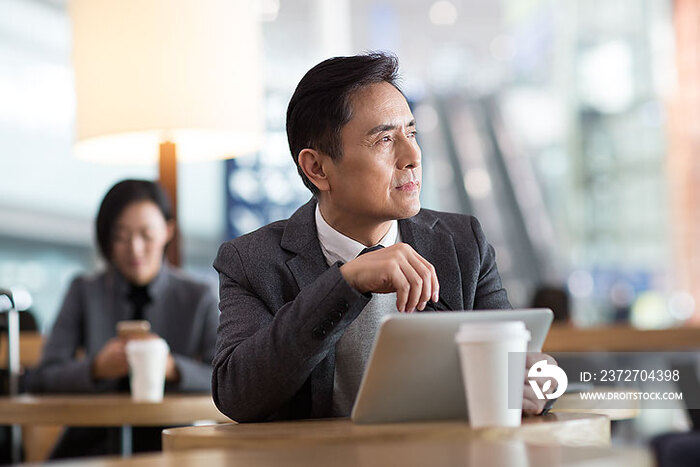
left=315, top=204, right=399, bottom=266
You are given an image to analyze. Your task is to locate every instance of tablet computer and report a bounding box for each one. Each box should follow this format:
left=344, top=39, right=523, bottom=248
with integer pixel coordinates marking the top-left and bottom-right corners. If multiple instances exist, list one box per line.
left=351, top=308, right=553, bottom=424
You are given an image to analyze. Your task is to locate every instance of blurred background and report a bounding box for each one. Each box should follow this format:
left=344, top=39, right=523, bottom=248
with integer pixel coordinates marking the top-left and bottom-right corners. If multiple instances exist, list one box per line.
left=0, top=0, right=698, bottom=336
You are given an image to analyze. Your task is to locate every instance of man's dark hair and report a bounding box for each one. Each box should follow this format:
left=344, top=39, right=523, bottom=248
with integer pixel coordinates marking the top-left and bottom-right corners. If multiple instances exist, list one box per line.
left=95, top=179, right=173, bottom=262
left=286, top=52, right=401, bottom=195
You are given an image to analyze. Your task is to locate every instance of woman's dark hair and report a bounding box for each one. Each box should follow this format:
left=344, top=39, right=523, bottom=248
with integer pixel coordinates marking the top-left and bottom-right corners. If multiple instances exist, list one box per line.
left=95, top=179, right=173, bottom=261
left=286, top=51, right=402, bottom=195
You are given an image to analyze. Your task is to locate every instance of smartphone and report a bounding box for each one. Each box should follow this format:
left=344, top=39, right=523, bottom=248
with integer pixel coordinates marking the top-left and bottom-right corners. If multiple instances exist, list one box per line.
left=116, top=320, right=151, bottom=338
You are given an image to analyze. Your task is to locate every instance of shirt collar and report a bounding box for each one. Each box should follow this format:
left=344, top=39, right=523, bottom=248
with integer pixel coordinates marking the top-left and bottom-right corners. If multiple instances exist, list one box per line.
left=110, top=262, right=170, bottom=301
left=315, top=204, right=400, bottom=266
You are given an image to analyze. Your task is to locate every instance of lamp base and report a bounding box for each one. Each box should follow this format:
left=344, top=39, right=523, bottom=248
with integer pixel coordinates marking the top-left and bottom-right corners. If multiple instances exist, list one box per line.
left=159, top=141, right=180, bottom=267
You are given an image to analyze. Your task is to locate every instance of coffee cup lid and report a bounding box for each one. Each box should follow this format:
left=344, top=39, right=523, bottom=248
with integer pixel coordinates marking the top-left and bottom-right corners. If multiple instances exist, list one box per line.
left=125, top=336, right=169, bottom=352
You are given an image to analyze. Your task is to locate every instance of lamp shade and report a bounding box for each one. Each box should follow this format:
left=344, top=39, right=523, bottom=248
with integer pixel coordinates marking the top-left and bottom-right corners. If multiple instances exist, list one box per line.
left=70, top=0, right=263, bottom=164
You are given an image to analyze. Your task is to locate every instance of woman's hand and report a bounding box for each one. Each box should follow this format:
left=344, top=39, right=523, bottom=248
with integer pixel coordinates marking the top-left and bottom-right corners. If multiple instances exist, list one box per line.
left=140, top=332, right=180, bottom=383
left=93, top=333, right=180, bottom=383
left=165, top=354, right=180, bottom=383
left=91, top=337, right=129, bottom=380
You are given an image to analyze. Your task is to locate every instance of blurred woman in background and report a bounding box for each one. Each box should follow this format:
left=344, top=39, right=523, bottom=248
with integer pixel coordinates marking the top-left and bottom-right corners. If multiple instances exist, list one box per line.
left=27, top=179, right=219, bottom=458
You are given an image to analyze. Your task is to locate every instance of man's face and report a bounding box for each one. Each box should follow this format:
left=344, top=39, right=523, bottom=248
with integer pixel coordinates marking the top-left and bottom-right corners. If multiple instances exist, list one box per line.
left=322, top=81, right=422, bottom=225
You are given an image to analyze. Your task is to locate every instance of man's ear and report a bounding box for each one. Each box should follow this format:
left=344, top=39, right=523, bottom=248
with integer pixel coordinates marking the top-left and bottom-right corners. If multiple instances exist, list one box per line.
left=298, top=148, right=331, bottom=193
left=165, top=220, right=176, bottom=243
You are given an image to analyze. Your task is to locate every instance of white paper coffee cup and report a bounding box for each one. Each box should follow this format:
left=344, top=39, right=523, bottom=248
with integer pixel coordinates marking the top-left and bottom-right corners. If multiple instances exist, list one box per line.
left=125, top=337, right=169, bottom=402
left=455, top=321, right=530, bottom=428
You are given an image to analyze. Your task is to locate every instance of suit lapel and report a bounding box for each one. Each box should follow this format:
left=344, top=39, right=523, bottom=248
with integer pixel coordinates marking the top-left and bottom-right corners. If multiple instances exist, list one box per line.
left=279, top=199, right=335, bottom=417
left=399, top=212, right=463, bottom=311
left=280, top=199, right=329, bottom=293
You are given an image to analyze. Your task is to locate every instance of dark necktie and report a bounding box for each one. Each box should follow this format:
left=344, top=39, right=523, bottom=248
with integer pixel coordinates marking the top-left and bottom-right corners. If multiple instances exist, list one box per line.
left=126, top=284, right=151, bottom=321
left=357, top=244, right=384, bottom=257
left=117, top=285, right=151, bottom=390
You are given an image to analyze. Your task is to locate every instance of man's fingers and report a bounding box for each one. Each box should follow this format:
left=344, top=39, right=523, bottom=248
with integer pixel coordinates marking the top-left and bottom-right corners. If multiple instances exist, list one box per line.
left=404, top=246, right=439, bottom=300
left=522, top=398, right=542, bottom=416
left=344, top=243, right=439, bottom=310
left=413, top=253, right=439, bottom=303
left=399, top=261, right=423, bottom=312
left=523, top=384, right=547, bottom=415
left=393, top=264, right=410, bottom=312
left=404, top=254, right=435, bottom=310
left=528, top=376, right=558, bottom=395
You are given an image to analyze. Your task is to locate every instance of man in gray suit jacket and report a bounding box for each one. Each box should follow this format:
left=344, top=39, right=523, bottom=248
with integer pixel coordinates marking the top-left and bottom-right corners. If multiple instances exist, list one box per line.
left=213, top=53, right=555, bottom=422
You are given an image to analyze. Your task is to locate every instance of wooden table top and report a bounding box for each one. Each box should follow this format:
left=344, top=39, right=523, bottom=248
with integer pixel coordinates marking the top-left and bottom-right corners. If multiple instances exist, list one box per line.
left=163, top=413, right=610, bottom=452
left=553, top=389, right=641, bottom=421
left=543, top=324, right=700, bottom=352
left=0, top=394, right=230, bottom=426
left=0, top=332, right=44, bottom=368
left=36, top=440, right=652, bottom=467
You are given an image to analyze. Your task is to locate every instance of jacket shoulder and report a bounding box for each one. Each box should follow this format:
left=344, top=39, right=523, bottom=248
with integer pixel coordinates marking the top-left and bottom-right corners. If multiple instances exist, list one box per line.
left=66, top=270, right=105, bottom=292
left=214, top=219, right=289, bottom=269
left=414, top=208, right=477, bottom=232
left=230, top=218, right=288, bottom=248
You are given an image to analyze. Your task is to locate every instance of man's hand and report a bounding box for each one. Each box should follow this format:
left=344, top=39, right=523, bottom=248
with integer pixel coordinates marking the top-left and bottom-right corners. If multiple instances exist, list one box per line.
left=523, top=352, right=559, bottom=415
left=91, top=337, right=129, bottom=380
left=340, top=243, right=439, bottom=312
